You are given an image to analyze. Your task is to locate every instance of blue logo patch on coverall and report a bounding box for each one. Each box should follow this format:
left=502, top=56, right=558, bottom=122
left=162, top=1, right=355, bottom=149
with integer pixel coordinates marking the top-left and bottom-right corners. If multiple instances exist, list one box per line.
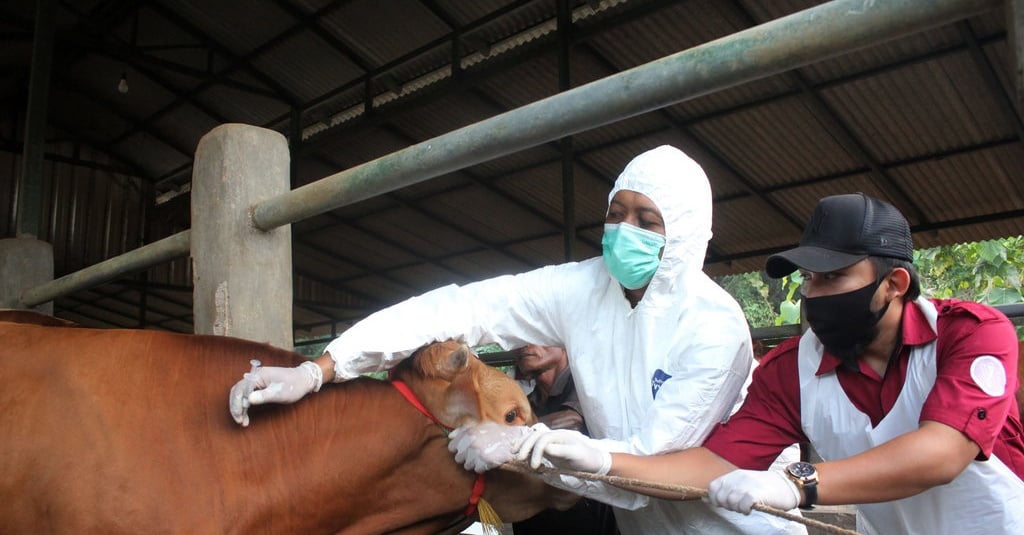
left=651, top=369, right=671, bottom=399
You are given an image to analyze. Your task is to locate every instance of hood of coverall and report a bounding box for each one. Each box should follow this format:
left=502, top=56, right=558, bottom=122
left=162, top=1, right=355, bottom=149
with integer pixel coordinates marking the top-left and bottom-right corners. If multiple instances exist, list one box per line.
left=606, top=145, right=713, bottom=308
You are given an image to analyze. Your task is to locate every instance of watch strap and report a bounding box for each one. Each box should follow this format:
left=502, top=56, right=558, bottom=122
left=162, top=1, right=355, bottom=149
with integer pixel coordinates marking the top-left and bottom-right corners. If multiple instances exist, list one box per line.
left=785, top=461, right=818, bottom=510
left=799, top=480, right=818, bottom=509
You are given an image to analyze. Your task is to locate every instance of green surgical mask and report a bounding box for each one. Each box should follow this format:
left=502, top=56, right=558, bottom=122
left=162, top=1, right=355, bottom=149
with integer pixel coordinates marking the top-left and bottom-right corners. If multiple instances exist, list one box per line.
left=602, top=223, right=666, bottom=290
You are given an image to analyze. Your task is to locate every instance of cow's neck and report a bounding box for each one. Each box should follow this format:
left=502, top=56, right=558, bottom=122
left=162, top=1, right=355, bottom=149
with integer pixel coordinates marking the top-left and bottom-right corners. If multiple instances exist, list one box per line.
left=233, top=378, right=478, bottom=534
left=390, top=378, right=489, bottom=519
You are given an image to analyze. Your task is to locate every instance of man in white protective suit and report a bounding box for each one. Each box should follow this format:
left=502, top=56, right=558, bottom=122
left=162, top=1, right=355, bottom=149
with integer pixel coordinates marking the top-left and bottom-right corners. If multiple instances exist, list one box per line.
left=228, top=145, right=806, bottom=535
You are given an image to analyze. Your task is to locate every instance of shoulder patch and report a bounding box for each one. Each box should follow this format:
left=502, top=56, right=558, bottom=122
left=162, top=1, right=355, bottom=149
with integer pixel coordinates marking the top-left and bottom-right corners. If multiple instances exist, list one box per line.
left=970, top=355, right=1007, bottom=397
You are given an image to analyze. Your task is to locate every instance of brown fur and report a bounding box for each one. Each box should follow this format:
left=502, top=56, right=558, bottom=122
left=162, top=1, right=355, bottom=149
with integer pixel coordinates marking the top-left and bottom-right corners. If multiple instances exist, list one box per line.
left=0, top=313, right=576, bottom=534
left=0, top=309, right=77, bottom=327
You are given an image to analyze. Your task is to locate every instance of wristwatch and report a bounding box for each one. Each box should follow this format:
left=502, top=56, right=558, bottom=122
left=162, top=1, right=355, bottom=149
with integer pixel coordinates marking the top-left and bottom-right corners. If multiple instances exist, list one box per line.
left=785, top=461, right=818, bottom=509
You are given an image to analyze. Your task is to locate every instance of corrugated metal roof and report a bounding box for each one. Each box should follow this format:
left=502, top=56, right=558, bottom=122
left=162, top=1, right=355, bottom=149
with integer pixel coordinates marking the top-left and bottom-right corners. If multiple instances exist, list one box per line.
left=1, top=0, right=1021, bottom=339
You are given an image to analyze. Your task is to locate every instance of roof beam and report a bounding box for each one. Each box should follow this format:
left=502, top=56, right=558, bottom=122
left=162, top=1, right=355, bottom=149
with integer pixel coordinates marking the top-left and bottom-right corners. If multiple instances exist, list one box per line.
left=142, top=0, right=303, bottom=105
left=267, top=0, right=376, bottom=72
left=958, top=20, right=1024, bottom=143
left=0, top=138, right=134, bottom=174
left=105, top=0, right=312, bottom=148
left=53, top=75, right=194, bottom=160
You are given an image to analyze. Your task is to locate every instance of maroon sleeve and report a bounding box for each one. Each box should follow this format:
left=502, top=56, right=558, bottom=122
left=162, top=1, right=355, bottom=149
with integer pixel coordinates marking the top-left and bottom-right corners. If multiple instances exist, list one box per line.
left=704, top=337, right=808, bottom=470
left=920, top=300, right=1020, bottom=459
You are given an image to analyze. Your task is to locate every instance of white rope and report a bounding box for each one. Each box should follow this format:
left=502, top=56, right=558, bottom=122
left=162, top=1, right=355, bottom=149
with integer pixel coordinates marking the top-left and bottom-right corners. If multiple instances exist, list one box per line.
left=498, top=461, right=859, bottom=535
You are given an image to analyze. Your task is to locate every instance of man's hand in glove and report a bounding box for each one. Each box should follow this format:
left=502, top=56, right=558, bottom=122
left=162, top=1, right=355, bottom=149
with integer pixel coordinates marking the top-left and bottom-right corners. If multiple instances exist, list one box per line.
left=515, top=428, right=612, bottom=475
left=228, top=360, right=323, bottom=427
left=707, top=469, right=800, bottom=514
left=448, top=422, right=548, bottom=473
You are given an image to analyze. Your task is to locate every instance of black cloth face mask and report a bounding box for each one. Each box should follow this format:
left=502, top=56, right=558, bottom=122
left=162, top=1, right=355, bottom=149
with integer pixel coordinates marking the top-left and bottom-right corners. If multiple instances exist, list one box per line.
left=804, top=277, right=890, bottom=368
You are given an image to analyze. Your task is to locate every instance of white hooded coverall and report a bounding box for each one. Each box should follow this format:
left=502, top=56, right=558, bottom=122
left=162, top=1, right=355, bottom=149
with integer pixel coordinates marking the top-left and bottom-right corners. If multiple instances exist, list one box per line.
left=324, top=146, right=802, bottom=534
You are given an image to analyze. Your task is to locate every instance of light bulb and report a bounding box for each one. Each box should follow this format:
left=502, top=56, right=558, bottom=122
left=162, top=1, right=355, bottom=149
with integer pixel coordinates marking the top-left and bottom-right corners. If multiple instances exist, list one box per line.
left=117, top=73, right=129, bottom=94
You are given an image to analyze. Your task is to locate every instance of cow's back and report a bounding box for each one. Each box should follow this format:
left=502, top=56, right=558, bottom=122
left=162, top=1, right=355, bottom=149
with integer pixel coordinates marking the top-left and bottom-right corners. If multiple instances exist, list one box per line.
left=0, top=320, right=481, bottom=534
left=0, top=309, right=77, bottom=327
left=0, top=320, right=305, bottom=531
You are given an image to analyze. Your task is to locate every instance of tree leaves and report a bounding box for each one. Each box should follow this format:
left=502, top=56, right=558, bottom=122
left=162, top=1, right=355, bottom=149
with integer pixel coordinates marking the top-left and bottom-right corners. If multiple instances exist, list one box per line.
left=715, top=236, right=1024, bottom=332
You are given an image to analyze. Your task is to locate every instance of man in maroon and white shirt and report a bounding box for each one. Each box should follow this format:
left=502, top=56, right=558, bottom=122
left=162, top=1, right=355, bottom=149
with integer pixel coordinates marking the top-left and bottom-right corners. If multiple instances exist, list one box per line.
left=452, top=193, right=1023, bottom=535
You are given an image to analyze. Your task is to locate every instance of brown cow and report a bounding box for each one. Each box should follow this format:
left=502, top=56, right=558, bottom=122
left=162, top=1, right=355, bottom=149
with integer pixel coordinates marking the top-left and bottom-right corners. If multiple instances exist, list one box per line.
left=0, top=311, right=576, bottom=534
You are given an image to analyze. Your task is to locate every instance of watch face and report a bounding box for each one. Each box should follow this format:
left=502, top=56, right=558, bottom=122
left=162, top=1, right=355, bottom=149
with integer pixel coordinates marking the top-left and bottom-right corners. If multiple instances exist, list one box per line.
left=788, top=462, right=816, bottom=479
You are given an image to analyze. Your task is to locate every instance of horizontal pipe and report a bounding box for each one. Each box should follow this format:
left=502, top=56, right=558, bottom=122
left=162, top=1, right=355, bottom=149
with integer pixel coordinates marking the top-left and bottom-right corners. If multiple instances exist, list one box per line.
left=252, top=0, right=998, bottom=231
left=749, top=302, right=1024, bottom=339
left=20, top=230, right=191, bottom=307
left=751, top=324, right=803, bottom=342
left=264, top=301, right=1024, bottom=359
left=997, top=302, right=1024, bottom=324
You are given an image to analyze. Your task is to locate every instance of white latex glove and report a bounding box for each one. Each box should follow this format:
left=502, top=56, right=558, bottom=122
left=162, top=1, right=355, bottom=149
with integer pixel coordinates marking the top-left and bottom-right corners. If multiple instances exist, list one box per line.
left=228, top=361, right=323, bottom=427
left=448, top=422, right=547, bottom=473
left=707, top=469, right=801, bottom=514
left=515, top=428, right=611, bottom=475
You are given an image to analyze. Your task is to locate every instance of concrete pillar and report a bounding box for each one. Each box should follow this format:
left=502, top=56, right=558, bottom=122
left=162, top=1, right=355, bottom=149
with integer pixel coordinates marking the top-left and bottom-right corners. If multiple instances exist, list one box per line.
left=191, top=124, right=293, bottom=349
left=0, top=238, right=54, bottom=314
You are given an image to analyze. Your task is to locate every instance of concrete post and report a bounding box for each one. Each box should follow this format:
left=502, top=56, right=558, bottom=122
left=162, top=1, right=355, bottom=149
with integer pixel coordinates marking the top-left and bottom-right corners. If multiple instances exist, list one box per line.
left=0, top=238, right=54, bottom=314
left=191, top=124, right=293, bottom=349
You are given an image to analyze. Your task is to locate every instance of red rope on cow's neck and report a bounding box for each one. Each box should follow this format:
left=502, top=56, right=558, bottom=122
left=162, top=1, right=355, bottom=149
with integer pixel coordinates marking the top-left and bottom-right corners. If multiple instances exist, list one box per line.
left=388, top=378, right=486, bottom=518
left=464, top=472, right=486, bottom=517
left=390, top=379, right=451, bottom=432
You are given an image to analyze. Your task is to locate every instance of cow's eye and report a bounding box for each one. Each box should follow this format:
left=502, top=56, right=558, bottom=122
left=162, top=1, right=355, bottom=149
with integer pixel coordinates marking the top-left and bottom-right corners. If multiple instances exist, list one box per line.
left=504, top=409, right=518, bottom=423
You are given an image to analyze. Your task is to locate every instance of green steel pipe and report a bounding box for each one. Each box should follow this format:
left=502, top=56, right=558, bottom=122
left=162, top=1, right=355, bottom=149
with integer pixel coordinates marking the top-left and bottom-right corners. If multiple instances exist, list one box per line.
left=252, top=0, right=998, bottom=231
left=20, top=230, right=191, bottom=308
left=752, top=303, right=1024, bottom=339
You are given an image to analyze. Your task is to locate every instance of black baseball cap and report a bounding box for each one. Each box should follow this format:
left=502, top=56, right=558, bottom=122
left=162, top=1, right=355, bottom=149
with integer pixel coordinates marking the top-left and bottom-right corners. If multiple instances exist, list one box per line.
left=765, top=193, right=913, bottom=278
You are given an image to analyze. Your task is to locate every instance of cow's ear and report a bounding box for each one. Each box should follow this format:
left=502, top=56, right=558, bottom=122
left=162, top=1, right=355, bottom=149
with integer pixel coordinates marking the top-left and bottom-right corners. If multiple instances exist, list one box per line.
left=410, top=340, right=470, bottom=380
left=443, top=347, right=483, bottom=426
left=441, top=344, right=472, bottom=378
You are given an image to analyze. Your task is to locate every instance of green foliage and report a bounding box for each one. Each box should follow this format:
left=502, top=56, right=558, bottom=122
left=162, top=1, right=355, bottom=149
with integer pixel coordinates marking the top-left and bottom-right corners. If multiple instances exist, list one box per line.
left=473, top=343, right=505, bottom=354
left=715, top=236, right=1024, bottom=335
left=716, top=271, right=775, bottom=328
left=294, top=340, right=329, bottom=358
left=776, top=271, right=803, bottom=326
left=915, top=236, right=1024, bottom=305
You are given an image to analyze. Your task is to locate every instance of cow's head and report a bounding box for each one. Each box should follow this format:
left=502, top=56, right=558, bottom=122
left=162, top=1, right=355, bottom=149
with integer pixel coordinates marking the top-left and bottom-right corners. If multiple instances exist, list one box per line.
left=394, top=340, right=535, bottom=429
left=391, top=341, right=580, bottom=522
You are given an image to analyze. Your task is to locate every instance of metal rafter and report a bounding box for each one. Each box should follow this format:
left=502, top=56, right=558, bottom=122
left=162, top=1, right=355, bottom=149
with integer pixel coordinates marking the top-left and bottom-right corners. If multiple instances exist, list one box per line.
left=53, top=75, right=194, bottom=160
left=104, top=0, right=311, bottom=148
left=267, top=0, right=376, bottom=72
